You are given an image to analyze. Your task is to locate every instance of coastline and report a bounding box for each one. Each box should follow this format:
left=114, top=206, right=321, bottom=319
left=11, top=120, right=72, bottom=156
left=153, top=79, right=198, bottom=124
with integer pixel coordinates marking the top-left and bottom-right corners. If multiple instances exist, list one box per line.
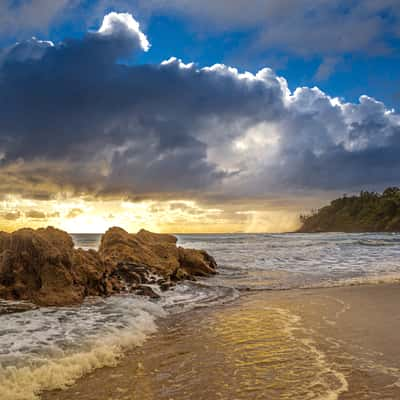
left=3, top=231, right=400, bottom=400
left=41, top=282, right=400, bottom=400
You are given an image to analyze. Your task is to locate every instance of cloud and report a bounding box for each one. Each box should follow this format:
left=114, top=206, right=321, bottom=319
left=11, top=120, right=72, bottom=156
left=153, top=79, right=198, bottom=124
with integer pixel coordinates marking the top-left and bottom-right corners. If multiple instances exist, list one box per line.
left=0, top=11, right=399, bottom=209
left=135, top=0, right=400, bottom=59
left=2, top=1, right=399, bottom=83
left=25, top=210, right=47, bottom=219
left=0, top=37, right=54, bottom=66
left=98, top=11, right=150, bottom=52
left=272, top=92, right=400, bottom=190
left=1, top=211, right=21, bottom=221
left=314, top=57, right=341, bottom=81
left=67, top=208, right=84, bottom=218
left=0, top=0, right=78, bottom=38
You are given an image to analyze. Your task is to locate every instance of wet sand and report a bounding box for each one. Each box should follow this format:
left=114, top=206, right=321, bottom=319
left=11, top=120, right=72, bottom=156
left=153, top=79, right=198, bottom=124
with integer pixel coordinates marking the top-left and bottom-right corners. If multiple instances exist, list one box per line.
left=43, top=283, right=400, bottom=400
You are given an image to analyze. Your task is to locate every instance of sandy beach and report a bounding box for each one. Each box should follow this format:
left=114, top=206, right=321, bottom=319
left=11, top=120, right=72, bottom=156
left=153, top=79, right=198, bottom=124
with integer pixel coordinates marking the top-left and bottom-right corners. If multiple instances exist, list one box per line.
left=41, top=283, right=400, bottom=400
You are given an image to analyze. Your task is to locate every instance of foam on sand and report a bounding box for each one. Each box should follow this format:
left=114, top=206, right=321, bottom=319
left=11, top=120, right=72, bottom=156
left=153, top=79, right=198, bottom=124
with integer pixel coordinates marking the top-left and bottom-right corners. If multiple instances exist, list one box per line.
left=270, top=307, right=349, bottom=400
left=0, top=297, right=164, bottom=400
left=0, top=281, right=238, bottom=400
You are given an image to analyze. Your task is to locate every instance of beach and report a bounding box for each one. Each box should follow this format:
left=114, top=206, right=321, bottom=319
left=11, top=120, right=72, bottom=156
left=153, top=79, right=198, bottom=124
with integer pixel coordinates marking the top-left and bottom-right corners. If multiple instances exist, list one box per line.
left=42, top=283, right=400, bottom=400
left=3, top=232, right=400, bottom=400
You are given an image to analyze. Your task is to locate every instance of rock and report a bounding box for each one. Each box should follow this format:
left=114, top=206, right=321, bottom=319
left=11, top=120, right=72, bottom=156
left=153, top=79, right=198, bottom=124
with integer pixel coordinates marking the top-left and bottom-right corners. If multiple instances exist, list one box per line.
left=134, top=285, right=161, bottom=299
left=0, top=300, right=38, bottom=315
left=71, top=249, right=109, bottom=297
left=178, top=248, right=217, bottom=277
left=0, top=226, right=217, bottom=306
left=99, top=227, right=181, bottom=277
left=0, top=227, right=86, bottom=306
left=157, top=278, right=176, bottom=291
left=99, top=227, right=217, bottom=279
left=108, top=261, right=155, bottom=293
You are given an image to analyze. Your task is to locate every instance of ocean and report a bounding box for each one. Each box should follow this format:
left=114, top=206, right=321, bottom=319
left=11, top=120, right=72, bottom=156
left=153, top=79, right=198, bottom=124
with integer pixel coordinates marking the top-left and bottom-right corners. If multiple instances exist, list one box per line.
left=2, top=232, right=400, bottom=400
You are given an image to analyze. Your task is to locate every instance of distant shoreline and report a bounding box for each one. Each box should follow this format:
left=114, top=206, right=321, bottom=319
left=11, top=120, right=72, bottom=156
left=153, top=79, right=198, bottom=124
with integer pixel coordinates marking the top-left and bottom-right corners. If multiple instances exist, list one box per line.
left=299, top=187, right=400, bottom=233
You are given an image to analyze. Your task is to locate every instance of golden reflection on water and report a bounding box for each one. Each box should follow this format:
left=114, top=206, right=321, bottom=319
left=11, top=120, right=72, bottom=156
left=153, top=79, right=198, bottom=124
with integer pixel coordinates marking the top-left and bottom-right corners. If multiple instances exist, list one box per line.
left=44, top=299, right=346, bottom=400
left=208, top=306, right=345, bottom=400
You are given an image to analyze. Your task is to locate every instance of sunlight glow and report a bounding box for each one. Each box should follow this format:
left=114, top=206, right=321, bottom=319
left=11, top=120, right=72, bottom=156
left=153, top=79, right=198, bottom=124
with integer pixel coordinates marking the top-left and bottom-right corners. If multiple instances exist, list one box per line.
left=0, top=195, right=300, bottom=233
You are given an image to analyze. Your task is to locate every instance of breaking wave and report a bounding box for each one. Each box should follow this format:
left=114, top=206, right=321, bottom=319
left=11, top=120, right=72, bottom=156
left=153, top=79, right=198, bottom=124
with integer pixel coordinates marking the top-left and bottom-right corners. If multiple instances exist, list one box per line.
left=0, top=281, right=238, bottom=399
left=0, top=296, right=162, bottom=400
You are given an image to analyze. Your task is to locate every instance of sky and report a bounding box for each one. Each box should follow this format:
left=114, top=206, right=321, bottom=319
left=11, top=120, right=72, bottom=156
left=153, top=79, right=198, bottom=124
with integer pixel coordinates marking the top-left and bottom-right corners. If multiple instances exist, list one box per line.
left=0, top=0, right=399, bottom=233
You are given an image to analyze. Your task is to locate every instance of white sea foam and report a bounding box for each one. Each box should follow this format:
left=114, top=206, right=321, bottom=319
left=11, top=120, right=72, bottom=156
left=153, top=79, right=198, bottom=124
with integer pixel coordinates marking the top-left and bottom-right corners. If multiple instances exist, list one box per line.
left=0, top=296, right=164, bottom=400
left=159, top=281, right=239, bottom=313
left=272, top=307, right=349, bottom=400
left=0, top=281, right=238, bottom=399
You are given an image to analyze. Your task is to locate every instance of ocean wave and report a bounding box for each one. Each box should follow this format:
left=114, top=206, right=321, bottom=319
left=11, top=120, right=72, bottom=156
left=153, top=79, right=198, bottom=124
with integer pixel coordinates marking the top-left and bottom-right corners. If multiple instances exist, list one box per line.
left=356, top=239, right=400, bottom=247
left=0, top=296, right=164, bottom=400
left=314, top=273, right=400, bottom=289
left=227, top=272, right=400, bottom=293
left=160, top=281, right=239, bottom=313
left=0, top=281, right=239, bottom=400
left=0, top=319, right=158, bottom=400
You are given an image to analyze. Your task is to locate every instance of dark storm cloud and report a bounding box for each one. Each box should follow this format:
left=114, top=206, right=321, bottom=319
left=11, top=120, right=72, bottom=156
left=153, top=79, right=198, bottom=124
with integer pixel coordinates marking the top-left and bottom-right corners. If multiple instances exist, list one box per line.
left=0, top=12, right=399, bottom=202
left=0, top=13, right=285, bottom=198
left=273, top=92, right=400, bottom=191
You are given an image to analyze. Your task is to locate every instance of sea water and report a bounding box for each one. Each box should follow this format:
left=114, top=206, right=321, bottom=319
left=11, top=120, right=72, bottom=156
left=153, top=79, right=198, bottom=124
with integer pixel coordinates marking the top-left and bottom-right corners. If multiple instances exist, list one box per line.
left=2, top=232, right=400, bottom=399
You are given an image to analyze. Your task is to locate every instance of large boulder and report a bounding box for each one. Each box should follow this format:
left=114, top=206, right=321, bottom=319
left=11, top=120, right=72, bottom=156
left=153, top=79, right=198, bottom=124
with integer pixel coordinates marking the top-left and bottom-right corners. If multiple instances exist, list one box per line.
left=99, top=228, right=181, bottom=276
left=0, top=227, right=87, bottom=305
left=99, top=227, right=217, bottom=279
left=0, top=227, right=114, bottom=306
left=0, top=226, right=217, bottom=306
left=178, top=248, right=217, bottom=277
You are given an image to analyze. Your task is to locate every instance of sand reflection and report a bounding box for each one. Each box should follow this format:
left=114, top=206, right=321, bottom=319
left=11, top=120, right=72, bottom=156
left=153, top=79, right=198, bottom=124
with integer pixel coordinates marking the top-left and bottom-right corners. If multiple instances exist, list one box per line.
left=44, top=296, right=346, bottom=400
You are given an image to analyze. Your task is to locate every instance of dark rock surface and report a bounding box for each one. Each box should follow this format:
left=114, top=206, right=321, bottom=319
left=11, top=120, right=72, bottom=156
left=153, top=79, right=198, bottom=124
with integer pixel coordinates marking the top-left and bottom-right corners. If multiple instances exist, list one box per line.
left=0, top=227, right=217, bottom=306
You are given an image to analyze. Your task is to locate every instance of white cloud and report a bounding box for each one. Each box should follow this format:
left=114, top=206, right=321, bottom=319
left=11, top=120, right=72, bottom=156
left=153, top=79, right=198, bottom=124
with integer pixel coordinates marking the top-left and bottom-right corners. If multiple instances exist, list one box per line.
left=98, top=12, right=150, bottom=52
left=161, top=57, right=194, bottom=69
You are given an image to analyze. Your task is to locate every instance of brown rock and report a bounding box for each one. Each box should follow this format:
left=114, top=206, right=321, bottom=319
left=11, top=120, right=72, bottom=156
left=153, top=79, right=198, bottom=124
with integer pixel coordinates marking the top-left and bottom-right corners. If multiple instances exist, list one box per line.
left=100, top=227, right=217, bottom=279
left=71, top=249, right=109, bottom=297
left=99, top=228, right=180, bottom=277
left=0, top=226, right=217, bottom=306
left=178, top=248, right=217, bottom=277
left=0, top=227, right=85, bottom=306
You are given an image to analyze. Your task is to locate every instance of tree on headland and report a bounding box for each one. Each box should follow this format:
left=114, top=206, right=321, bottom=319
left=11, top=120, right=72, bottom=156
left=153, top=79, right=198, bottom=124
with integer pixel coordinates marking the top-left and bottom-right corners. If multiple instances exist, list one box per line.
left=298, top=187, right=400, bottom=232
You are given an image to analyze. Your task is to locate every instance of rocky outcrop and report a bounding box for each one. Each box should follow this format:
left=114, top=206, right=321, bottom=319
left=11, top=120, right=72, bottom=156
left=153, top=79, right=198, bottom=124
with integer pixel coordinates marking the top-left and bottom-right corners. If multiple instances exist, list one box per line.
left=0, top=226, right=217, bottom=306
left=99, top=227, right=217, bottom=279
left=0, top=227, right=108, bottom=306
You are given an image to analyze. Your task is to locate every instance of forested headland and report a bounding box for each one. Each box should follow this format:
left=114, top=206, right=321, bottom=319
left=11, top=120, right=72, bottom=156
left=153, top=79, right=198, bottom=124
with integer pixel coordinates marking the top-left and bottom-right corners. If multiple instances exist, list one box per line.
left=299, top=187, right=400, bottom=233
